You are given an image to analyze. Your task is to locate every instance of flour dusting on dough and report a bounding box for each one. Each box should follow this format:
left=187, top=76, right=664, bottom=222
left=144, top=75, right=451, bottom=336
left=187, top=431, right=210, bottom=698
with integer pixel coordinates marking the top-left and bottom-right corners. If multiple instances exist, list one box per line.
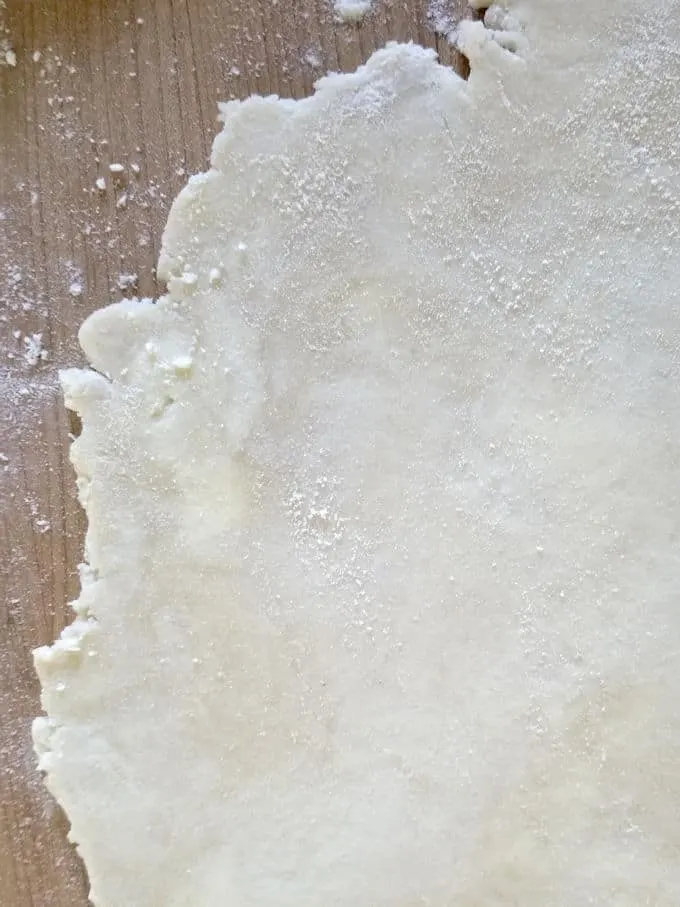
left=33, top=3, right=680, bottom=905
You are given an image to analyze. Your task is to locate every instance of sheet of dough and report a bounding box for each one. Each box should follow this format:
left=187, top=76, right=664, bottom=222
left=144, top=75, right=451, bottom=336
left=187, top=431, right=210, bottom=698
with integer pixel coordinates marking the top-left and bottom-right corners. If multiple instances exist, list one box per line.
left=34, top=2, right=680, bottom=904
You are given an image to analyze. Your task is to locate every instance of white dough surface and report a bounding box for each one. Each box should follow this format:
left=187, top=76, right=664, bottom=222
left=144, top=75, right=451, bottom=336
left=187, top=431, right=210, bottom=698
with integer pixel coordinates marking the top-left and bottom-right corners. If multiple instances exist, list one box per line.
left=34, top=2, right=680, bottom=904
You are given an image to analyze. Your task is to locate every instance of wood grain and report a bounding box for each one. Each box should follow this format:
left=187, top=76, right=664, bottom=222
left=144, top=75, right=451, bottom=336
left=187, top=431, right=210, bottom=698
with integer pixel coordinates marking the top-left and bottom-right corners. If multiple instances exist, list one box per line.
left=0, top=1, right=470, bottom=903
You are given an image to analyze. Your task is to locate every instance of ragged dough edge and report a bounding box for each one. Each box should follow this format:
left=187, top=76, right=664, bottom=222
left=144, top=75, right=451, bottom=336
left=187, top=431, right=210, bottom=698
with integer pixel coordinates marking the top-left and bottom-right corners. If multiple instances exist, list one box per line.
left=30, top=26, right=529, bottom=862
left=156, top=36, right=524, bottom=285
left=32, top=368, right=110, bottom=782
left=32, top=295, right=188, bottom=758
left=158, top=43, right=451, bottom=283
left=34, top=42, right=470, bottom=672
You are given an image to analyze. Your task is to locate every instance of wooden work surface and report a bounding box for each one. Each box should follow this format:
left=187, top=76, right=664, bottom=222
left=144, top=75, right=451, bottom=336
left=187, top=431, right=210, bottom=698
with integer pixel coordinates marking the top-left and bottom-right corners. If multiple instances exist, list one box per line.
left=0, top=2, right=469, bottom=903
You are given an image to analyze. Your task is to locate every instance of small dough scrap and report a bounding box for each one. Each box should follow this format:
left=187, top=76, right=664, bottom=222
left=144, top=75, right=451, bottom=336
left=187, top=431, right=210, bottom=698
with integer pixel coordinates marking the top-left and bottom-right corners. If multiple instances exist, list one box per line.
left=333, top=0, right=372, bottom=23
left=34, top=3, right=680, bottom=906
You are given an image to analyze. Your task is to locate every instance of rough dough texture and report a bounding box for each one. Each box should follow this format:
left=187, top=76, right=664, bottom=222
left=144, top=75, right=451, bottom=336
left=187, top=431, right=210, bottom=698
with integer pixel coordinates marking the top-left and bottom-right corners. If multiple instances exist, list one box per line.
left=34, top=2, right=680, bottom=905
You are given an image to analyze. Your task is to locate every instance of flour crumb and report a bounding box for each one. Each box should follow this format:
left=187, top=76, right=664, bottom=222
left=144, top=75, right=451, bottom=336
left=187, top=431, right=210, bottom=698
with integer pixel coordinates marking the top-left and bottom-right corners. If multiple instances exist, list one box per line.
left=23, top=333, right=48, bottom=367
left=95, top=176, right=106, bottom=191
left=333, top=0, right=371, bottom=23
left=32, top=50, right=41, bottom=63
left=109, top=162, right=125, bottom=175
left=68, top=281, right=83, bottom=297
left=303, top=48, right=322, bottom=69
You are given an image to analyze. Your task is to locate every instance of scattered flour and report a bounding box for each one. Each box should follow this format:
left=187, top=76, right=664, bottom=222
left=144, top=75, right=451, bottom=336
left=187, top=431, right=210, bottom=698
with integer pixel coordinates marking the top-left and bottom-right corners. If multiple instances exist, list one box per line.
left=303, top=48, right=322, bottom=69
left=426, top=0, right=458, bottom=39
left=22, top=333, right=48, bottom=367
left=1, top=1, right=14, bottom=68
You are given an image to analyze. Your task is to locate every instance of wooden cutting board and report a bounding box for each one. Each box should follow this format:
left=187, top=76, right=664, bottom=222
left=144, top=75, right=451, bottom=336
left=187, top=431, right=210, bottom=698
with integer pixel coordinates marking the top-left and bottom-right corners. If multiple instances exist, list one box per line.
left=0, top=1, right=469, bottom=903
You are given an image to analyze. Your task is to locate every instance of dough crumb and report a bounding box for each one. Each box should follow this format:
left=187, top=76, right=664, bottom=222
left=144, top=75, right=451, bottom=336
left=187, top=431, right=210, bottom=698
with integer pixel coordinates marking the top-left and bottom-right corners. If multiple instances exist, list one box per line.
left=333, top=0, right=371, bottom=23
left=117, top=273, right=138, bottom=291
left=95, top=176, right=106, bottom=191
left=1, top=27, right=15, bottom=66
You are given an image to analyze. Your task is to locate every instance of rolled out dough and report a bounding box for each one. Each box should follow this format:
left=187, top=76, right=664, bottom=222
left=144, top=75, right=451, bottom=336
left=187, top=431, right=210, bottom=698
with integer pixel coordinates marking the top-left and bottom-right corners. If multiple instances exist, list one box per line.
left=34, top=2, right=680, bottom=905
